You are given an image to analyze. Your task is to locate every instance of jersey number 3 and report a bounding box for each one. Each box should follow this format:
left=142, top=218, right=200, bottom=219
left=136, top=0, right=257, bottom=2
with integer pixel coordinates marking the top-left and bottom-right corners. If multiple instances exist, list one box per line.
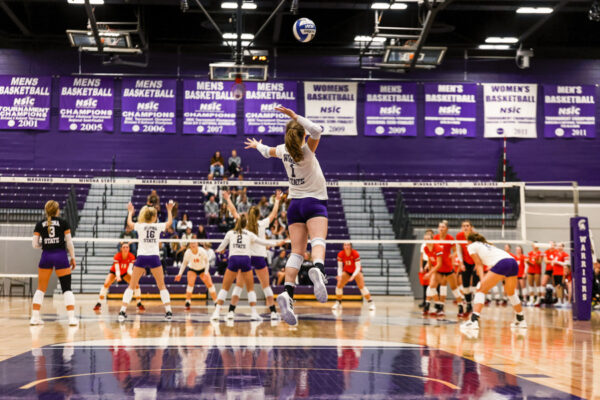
left=48, top=226, right=56, bottom=238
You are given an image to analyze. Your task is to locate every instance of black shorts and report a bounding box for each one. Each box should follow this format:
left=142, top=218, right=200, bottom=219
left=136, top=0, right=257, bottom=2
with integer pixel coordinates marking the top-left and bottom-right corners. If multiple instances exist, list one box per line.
left=188, top=268, right=206, bottom=275
left=545, top=269, right=553, bottom=277
left=437, top=271, right=454, bottom=276
left=553, top=275, right=563, bottom=285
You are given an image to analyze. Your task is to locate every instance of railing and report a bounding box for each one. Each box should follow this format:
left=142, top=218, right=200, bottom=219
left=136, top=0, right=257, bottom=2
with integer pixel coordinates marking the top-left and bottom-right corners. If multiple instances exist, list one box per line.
left=392, top=191, right=416, bottom=274
left=63, top=185, right=80, bottom=235
left=79, top=242, right=88, bottom=293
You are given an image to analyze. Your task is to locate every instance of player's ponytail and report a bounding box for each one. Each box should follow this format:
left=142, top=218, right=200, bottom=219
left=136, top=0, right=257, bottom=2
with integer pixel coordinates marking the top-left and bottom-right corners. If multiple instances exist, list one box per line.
left=44, top=200, right=59, bottom=235
left=285, top=120, right=305, bottom=163
left=139, top=206, right=157, bottom=223
left=233, top=214, right=247, bottom=234
left=467, top=232, right=489, bottom=244
left=246, top=206, right=260, bottom=234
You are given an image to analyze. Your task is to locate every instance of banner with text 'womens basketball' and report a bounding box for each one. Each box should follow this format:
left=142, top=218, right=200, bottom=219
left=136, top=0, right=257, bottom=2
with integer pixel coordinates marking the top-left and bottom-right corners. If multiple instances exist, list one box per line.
left=543, top=84, right=596, bottom=138
left=59, top=77, right=114, bottom=133
left=183, top=80, right=237, bottom=135
left=0, top=75, right=51, bottom=131
left=304, top=81, right=357, bottom=135
left=424, top=83, right=477, bottom=137
left=364, top=82, right=417, bottom=136
left=244, top=81, right=298, bottom=135
left=483, top=83, right=537, bottom=138
left=121, top=78, right=176, bottom=134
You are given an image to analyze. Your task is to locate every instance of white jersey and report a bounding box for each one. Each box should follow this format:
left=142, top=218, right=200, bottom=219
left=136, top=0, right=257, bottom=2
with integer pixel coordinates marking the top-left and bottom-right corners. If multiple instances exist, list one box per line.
left=181, top=247, right=209, bottom=273
left=216, top=229, right=274, bottom=257
left=134, top=222, right=166, bottom=256
left=467, top=241, right=513, bottom=267
left=250, top=218, right=271, bottom=258
left=275, top=116, right=327, bottom=200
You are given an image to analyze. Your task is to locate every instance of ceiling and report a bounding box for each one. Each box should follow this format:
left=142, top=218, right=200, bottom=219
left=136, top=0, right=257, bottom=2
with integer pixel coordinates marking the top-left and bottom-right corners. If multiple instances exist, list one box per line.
left=0, top=0, right=598, bottom=58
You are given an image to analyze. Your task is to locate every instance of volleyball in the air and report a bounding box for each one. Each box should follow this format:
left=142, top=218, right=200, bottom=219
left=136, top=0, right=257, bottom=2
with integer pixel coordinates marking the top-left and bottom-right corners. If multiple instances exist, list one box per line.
left=293, top=18, right=316, bottom=43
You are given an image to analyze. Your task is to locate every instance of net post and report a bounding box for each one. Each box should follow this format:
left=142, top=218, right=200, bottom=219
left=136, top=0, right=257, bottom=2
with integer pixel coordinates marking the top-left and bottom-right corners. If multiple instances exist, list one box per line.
left=519, top=182, right=527, bottom=244
left=572, top=181, right=579, bottom=217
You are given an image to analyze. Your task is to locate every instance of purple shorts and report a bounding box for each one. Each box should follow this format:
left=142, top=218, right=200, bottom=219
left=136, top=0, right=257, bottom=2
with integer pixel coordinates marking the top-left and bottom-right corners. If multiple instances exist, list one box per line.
left=39, top=249, right=70, bottom=270
left=287, top=198, right=328, bottom=225
left=491, top=258, right=519, bottom=277
left=228, top=255, right=251, bottom=273
left=251, top=256, right=268, bottom=270
left=134, top=255, right=162, bottom=269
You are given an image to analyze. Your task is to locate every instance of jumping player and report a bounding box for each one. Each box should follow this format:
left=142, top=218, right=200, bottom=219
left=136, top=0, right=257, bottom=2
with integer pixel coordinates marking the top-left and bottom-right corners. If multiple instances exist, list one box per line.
left=223, top=190, right=283, bottom=321
left=460, top=233, right=527, bottom=331
left=332, top=242, right=375, bottom=311
left=175, top=236, right=217, bottom=310
left=94, top=243, right=144, bottom=312
left=31, top=200, right=78, bottom=326
left=433, top=220, right=466, bottom=317
left=119, top=202, right=174, bottom=322
left=245, top=105, right=329, bottom=326
left=455, top=220, right=478, bottom=314
left=211, top=215, right=280, bottom=322
left=526, top=243, right=543, bottom=305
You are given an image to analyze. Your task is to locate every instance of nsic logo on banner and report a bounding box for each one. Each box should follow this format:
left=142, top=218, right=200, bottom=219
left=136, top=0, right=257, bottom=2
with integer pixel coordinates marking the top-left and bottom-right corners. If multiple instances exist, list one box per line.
left=570, top=216, right=594, bottom=321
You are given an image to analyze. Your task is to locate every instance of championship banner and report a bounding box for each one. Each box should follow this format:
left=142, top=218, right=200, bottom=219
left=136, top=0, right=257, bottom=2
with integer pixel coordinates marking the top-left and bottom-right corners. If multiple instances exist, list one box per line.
left=425, top=83, right=477, bottom=137
left=364, top=82, right=416, bottom=136
left=543, top=84, right=596, bottom=138
left=121, top=78, right=176, bottom=134
left=59, top=77, right=114, bottom=132
left=483, top=83, right=537, bottom=138
left=183, top=80, right=237, bottom=135
left=0, top=75, right=51, bottom=131
left=570, top=216, right=594, bottom=321
left=244, top=81, right=297, bottom=135
left=304, top=81, right=357, bottom=136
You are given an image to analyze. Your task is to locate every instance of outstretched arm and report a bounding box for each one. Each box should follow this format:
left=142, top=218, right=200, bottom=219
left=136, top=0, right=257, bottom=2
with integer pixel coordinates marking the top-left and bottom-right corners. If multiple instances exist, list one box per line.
left=223, top=191, right=240, bottom=220
left=276, top=106, right=323, bottom=153
left=245, top=138, right=278, bottom=159
left=126, top=203, right=135, bottom=230
left=266, top=190, right=283, bottom=224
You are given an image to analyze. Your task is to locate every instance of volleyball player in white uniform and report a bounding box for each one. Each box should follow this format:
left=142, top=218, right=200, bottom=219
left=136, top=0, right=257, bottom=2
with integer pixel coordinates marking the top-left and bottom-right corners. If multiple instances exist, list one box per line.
left=211, top=215, right=279, bottom=321
left=223, top=190, right=283, bottom=321
left=245, top=106, right=329, bottom=326
left=175, top=236, right=218, bottom=310
left=460, top=233, right=527, bottom=331
left=119, top=202, right=174, bottom=322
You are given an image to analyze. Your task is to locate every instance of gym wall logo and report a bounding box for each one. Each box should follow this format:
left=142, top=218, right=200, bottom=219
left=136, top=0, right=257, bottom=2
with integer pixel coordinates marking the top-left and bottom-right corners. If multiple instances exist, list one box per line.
left=579, top=219, right=587, bottom=231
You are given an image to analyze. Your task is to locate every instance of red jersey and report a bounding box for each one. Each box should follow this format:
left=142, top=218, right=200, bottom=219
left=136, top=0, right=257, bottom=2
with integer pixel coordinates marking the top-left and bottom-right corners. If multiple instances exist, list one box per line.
left=514, top=254, right=526, bottom=278
left=455, top=231, right=474, bottom=264
left=337, top=249, right=361, bottom=274
left=433, top=234, right=454, bottom=273
left=423, top=244, right=443, bottom=270
left=545, top=248, right=558, bottom=271
left=526, top=250, right=542, bottom=275
left=110, top=251, right=136, bottom=276
left=553, top=250, right=569, bottom=276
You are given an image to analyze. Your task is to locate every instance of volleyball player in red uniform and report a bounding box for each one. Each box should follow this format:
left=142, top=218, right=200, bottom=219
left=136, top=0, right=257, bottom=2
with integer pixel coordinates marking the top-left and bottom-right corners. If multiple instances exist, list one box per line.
left=514, top=245, right=527, bottom=301
left=333, top=242, right=374, bottom=311
left=94, top=243, right=144, bottom=312
left=553, top=242, right=570, bottom=306
left=540, top=241, right=558, bottom=306
left=433, top=220, right=466, bottom=317
left=422, top=231, right=443, bottom=316
left=455, top=220, right=478, bottom=314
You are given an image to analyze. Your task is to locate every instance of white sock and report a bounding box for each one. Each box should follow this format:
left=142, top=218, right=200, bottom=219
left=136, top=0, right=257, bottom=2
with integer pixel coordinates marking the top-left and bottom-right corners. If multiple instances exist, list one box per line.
left=251, top=306, right=257, bottom=314
left=215, top=304, right=222, bottom=312
left=67, top=309, right=75, bottom=320
left=165, top=304, right=172, bottom=313
left=32, top=310, right=40, bottom=319
left=120, top=305, right=127, bottom=313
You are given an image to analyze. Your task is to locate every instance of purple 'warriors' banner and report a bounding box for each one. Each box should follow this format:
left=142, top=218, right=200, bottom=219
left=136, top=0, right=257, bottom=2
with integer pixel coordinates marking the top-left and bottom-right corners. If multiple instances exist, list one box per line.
left=121, top=78, right=176, bottom=134
left=59, top=77, right=114, bottom=132
left=244, top=81, right=297, bottom=135
left=183, top=80, right=237, bottom=135
left=364, top=82, right=416, bottom=136
left=571, top=216, right=593, bottom=321
left=0, top=75, right=51, bottom=130
left=424, top=83, right=477, bottom=137
left=544, top=84, right=596, bottom=138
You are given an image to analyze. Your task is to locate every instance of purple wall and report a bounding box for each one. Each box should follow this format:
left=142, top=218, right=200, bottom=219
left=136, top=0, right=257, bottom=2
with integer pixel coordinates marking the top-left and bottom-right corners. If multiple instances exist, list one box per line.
left=0, top=48, right=599, bottom=184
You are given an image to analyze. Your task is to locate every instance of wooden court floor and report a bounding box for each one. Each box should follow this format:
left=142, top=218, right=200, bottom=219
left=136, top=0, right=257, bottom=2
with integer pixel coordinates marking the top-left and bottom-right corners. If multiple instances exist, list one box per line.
left=0, top=295, right=598, bottom=399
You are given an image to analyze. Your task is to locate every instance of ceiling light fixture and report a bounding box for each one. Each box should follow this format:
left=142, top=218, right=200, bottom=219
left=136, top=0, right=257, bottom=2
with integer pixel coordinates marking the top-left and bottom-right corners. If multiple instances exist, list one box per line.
left=485, top=37, right=519, bottom=44
left=516, top=7, right=553, bottom=14
left=478, top=44, right=511, bottom=50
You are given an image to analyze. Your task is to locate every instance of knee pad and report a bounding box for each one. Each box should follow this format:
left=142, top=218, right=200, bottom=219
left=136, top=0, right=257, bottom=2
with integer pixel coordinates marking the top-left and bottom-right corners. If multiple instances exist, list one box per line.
left=474, top=292, right=485, bottom=305
left=134, top=288, right=141, bottom=298
left=440, top=286, right=448, bottom=297
left=232, top=285, right=243, bottom=298
left=122, top=288, right=133, bottom=304
left=160, top=289, right=171, bottom=304
left=186, top=285, right=194, bottom=294
left=217, top=289, right=228, bottom=302
left=58, top=274, right=72, bottom=293
left=336, top=287, right=343, bottom=296
left=360, top=287, right=370, bottom=296
left=426, top=287, right=436, bottom=298
left=508, top=293, right=521, bottom=306
left=33, top=290, right=45, bottom=305
left=63, top=290, right=75, bottom=307
left=311, top=237, right=326, bottom=251
left=248, top=291, right=257, bottom=304
left=452, top=288, right=463, bottom=300
left=263, top=286, right=274, bottom=298
left=99, top=287, right=108, bottom=298
left=285, top=253, right=304, bottom=270
left=208, top=286, right=216, bottom=294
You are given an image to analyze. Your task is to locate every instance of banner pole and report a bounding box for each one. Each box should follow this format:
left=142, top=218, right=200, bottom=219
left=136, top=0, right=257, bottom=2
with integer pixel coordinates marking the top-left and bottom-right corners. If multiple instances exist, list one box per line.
left=502, top=136, right=507, bottom=238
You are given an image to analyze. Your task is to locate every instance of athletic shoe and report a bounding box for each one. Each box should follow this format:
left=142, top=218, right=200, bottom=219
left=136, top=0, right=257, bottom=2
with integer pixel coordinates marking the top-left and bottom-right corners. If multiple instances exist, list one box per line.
left=225, top=311, right=235, bottom=320
left=458, top=303, right=465, bottom=318
left=185, top=302, right=191, bottom=311
left=165, top=311, right=173, bottom=321
left=29, top=316, right=44, bottom=326
left=502, top=299, right=508, bottom=307
left=460, top=319, right=480, bottom=330
left=534, top=298, right=542, bottom=307
left=270, top=311, right=280, bottom=321
left=210, top=309, right=220, bottom=321
left=118, top=311, right=127, bottom=322
left=332, top=301, right=342, bottom=310
left=250, top=311, right=263, bottom=321
left=368, top=301, right=376, bottom=311
left=526, top=298, right=534, bottom=306
left=277, top=291, right=298, bottom=326
left=137, top=303, right=146, bottom=312
left=511, top=320, right=528, bottom=329
left=308, top=267, right=328, bottom=303
left=436, top=309, right=445, bottom=318
left=93, top=303, right=102, bottom=312
left=68, top=317, right=79, bottom=327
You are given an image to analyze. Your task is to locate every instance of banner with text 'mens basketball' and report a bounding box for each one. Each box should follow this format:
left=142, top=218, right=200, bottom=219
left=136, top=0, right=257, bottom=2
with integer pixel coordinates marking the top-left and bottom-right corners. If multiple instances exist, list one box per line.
left=364, top=82, right=417, bottom=137
left=244, top=81, right=297, bottom=135
left=0, top=75, right=51, bottom=131
left=304, top=81, right=357, bottom=136
left=483, top=83, right=537, bottom=138
left=543, top=84, right=596, bottom=138
left=424, top=83, right=477, bottom=137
